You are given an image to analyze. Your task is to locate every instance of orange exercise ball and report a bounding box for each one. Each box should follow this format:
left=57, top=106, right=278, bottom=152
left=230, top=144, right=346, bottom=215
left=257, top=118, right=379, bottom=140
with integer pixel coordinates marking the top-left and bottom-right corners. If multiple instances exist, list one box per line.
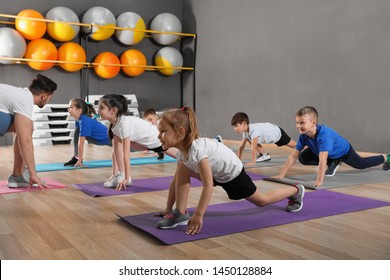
left=57, top=42, right=86, bottom=72
left=120, top=49, right=147, bottom=77
left=93, top=52, right=120, bottom=79
left=15, top=9, right=47, bottom=40
left=25, top=38, right=57, bottom=71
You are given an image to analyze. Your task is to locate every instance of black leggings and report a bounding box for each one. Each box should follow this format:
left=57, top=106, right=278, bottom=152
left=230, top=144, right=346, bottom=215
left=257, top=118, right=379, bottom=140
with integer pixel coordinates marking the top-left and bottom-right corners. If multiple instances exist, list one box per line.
left=298, top=144, right=384, bottom=169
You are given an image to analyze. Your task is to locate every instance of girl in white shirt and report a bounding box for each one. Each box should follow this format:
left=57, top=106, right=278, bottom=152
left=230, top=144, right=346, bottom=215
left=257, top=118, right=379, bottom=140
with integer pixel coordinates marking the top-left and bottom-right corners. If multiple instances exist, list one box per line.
left=97, top=94, right=178, bottom=191
left=156, top=106, right=305, bottom=235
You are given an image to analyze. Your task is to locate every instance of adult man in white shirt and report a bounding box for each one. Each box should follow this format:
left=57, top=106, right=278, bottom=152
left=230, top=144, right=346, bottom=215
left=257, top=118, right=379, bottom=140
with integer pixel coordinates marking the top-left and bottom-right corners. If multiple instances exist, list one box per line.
left=0, top=74, right=57, bottom=188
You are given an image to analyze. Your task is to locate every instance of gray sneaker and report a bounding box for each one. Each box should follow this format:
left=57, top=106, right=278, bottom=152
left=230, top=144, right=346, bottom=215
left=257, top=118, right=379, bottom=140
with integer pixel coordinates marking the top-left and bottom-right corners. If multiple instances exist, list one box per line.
left=7, top=174, right=30, bottom=188
left=325, top=159, right=342, bottom=176
left=157, top=209, right=190, bottom=229
left=286, top=184, right=305, bottom=212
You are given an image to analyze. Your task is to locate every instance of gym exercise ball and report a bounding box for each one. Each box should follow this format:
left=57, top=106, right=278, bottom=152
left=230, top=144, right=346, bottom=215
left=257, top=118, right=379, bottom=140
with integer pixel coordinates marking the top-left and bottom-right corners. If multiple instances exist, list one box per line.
left=154, top=47, right=183, bottom=76
left=57, top=42, right=86, bottom=72
left=46, top=7, right=80, bottom=42
left=24, top=38, right=58, bottom=71
left=150, top=13, right=181, bottom=45
left=93, top=52, right=120, bottom=79
left=0, top=27, right=26, bottom=64
left=116, top=12, right=145, bottom=45
left=120, top=49, right=147, bottom=77
left=82, top=7, right=116, bottom=41
left=15, top=9, right=47, bottom=40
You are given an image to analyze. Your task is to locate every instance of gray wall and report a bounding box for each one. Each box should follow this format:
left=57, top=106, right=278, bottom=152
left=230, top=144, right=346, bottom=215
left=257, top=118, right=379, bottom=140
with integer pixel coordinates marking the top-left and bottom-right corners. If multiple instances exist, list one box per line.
left=184, top=0, right=390, bottom=153
left=2, top=0, right=390, bottom=153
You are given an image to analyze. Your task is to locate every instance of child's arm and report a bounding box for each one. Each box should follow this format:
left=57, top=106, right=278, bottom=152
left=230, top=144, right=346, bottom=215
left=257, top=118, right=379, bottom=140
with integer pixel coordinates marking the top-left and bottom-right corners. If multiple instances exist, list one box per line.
left=315, top=151, right=328, bottom=187
left=246, top=136, right=260, bottom=166
left=74, top=136, right=85, bottom=167
left=237, top=138, right=247, bottom=159
left=275, top=149, right=300, bottom=178
left=186, top=158, right=214, bottom=235
left=116, top=138, right=131, bottom=191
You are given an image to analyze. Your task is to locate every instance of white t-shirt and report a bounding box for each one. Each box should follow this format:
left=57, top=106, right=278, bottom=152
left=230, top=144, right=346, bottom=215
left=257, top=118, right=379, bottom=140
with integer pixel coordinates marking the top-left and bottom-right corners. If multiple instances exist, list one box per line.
left=111, top=115, right=161, bottom=149
left=244, top=123, right=281, bottom=144
left=177, top=138, right=243, bottom=183
left=0, top=84, right=34, bottom=120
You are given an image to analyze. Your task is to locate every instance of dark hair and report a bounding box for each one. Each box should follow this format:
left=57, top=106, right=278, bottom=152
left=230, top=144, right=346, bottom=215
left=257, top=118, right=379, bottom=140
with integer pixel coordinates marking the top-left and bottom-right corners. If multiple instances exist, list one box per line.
left=99, top=94, right=129, bottom=139
left=70, top=98, right=97, bottom=117
left=143, top=108, right=157, bottom=118
left=29, top=74, right=57, bottom=95
left=160, top=106, right=199, bottom=151
left=231, top=112, right=249, bottom=126
left=296, top=106, right=318, bottom=121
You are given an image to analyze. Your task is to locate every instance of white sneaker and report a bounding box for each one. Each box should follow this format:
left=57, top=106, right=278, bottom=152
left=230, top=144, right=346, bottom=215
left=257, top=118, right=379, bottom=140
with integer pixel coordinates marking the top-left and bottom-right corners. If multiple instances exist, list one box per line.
left=104, top=174, right=118, bottom=188
left=256, top=153, right=271, bottom=162
left=214, top=135, right=223, bottom=143
left=103, top=172, right=132, bottom=188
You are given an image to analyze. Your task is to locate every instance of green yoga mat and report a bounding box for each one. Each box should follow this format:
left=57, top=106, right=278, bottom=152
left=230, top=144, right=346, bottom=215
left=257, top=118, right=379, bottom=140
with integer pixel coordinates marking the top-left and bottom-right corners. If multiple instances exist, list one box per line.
left=264, top=168, right=390, bottom=190
left=36, top=156, right=176, bottom=172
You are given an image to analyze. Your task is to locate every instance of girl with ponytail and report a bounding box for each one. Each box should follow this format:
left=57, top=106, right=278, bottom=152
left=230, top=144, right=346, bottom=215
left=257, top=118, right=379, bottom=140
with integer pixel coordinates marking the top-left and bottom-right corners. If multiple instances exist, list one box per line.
left=156, top=106, right=305, bottom=235
left=98, top=94, right=178, bottom=191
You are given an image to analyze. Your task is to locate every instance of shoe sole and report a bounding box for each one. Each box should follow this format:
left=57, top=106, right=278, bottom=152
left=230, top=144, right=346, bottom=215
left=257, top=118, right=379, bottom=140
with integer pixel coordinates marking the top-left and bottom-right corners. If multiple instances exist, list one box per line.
left=256, top=158, right=271, bottom=163
left=286, top=185, right=305, bottom=212
left=157, top=220, right=189, bottom=229
left=8, top=183, right=30, bottom=188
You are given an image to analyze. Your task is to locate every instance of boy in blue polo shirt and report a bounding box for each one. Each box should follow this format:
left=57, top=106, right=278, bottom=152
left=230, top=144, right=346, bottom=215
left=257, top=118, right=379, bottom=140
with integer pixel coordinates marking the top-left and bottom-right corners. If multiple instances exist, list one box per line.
left=276, top=106, right=390, bottom=187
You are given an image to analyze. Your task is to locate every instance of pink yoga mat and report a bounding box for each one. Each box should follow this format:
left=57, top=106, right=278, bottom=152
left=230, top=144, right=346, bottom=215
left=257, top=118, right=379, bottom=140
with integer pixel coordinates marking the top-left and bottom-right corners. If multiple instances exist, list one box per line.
left=0, top=178, right=67, bottom=194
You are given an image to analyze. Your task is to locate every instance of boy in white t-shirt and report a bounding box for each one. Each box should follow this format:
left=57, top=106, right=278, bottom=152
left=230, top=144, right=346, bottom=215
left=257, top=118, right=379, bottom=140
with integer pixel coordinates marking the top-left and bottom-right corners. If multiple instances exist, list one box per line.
left=143, top=108, right=164, bottom=160
left=231, top=112, right=296, bottom=167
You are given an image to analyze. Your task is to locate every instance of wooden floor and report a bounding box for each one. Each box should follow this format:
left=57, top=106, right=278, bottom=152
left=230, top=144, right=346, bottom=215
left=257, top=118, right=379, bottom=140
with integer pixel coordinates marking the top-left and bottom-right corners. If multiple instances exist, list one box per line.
left=0, top=141, right=389, bottom=260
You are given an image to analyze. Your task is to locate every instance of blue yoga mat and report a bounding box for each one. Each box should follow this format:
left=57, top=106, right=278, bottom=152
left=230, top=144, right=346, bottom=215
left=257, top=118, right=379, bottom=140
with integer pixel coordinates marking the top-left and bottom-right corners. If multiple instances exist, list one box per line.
left=36, top=156, right=177, bottom=172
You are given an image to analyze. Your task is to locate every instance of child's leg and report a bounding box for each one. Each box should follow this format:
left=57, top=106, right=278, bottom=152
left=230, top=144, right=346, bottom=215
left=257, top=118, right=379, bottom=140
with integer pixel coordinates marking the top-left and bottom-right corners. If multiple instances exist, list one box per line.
left=174, top=163, right=193, bottom=214
left=73, top=127, right=80, bottom=156
left=245, top=185, right=298, bottom=207
left=341, top=145, right=385, bottom=169
left=285, top=139, right=297, bottom=149
left=298, top=149, right=319, bottom=165
left=255, top=143, right=265, bottom=155
left=130, top=142, right=148, bottom=151
left=113, top=137, right=125, bottom=173
left=164, top=147, right=179, bottom=158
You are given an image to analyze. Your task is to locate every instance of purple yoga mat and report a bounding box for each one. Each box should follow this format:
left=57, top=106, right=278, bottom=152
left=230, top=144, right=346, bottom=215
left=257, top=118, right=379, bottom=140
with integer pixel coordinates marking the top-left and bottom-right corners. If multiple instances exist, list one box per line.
left=72, top=172, right=267, bottom=197
left=118, top=190, right=390, bottom=245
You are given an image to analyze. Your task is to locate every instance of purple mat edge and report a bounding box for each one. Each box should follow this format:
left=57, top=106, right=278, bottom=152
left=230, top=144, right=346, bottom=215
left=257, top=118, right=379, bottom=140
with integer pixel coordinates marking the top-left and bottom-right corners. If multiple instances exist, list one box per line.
left=72, top=172, right=266, bottom=197
left=118, top=190, right=390, bottom=245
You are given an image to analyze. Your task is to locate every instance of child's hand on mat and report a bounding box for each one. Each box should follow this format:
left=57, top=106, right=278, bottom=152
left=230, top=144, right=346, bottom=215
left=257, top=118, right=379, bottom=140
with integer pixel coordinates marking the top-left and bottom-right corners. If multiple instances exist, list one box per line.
left=74, top=160, right=84, bottom=168
left=116, top=178, right=130, bottom=191
left=245, top=161, right=256, bottom=167
left=272, top=174, right=284, bottom=179
left=315, top=180, right=323, bottom=187
left=185, top=215, right=203, bottom=235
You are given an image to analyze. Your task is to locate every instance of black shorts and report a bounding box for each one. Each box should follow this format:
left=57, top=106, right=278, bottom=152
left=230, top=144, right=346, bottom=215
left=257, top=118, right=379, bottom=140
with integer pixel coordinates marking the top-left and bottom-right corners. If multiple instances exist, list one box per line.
left=275, top=127, right=292, bottom=147
left=214, top=167, right=257, bottom=200
left=148, top=146, right=167, bottom=153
